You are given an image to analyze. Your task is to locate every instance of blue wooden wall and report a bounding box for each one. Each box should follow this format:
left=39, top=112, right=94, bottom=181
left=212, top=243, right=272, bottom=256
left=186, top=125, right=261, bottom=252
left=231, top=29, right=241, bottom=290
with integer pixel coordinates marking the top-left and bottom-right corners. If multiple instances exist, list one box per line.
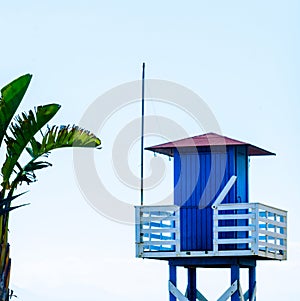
left=174, top=146, right=248, bottom=251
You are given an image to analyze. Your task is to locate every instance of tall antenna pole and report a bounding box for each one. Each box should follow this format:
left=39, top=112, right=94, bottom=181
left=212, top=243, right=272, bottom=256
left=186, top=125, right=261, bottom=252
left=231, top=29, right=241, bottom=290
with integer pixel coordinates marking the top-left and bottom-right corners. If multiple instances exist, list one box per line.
left=141, top=62, right=145, bottom=206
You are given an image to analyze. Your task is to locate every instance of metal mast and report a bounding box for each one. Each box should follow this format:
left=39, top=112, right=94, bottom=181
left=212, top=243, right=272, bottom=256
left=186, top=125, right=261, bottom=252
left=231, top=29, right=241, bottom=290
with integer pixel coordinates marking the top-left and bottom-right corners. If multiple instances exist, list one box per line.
left=141, top=62, right=145, bottom=206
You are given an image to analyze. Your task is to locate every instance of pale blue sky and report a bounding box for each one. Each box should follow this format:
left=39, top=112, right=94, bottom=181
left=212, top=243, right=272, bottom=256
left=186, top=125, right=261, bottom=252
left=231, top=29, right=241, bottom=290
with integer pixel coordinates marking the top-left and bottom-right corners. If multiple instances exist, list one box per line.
left=1, top=1, right=300, bottom=300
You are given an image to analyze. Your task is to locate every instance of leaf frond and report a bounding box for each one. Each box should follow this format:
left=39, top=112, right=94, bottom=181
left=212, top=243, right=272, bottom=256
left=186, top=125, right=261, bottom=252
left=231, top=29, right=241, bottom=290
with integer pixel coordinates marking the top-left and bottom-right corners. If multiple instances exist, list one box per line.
left=1, top=104, right=61, bottom=189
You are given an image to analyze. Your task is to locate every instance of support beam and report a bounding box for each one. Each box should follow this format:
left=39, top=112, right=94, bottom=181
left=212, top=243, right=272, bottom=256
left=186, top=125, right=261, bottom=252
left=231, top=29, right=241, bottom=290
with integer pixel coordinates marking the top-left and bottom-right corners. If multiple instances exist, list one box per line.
left=169, top=256, right=256, bottom=268
left=169, top=281, right=189, bottom=301
left=216, top=281, right=238, bottom=301
left=187, top=267, right=197, bottom=301
left=231, top=264, right=240, bottom=301
left=249, top=265, right=256, bottom=301
left=196, top=289, right=208, bottom=301
left=169, top=262, right=177, bottom=301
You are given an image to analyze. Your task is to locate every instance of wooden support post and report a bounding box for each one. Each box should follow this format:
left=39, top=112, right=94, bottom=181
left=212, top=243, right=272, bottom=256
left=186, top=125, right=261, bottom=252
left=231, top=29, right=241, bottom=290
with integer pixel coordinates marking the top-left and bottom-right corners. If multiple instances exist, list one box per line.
left=187, top=267, right=197, bottom=301
left=249, top=264, right=256, bottom=301
left=169, top=261, right=177, bottom=301
left=231, top=264, right=240, bottom=301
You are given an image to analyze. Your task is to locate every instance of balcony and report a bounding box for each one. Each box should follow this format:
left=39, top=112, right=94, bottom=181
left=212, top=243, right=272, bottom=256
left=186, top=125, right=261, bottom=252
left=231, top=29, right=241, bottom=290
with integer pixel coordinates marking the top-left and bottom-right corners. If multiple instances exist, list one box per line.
left=135, top=202, right=287, bottom=261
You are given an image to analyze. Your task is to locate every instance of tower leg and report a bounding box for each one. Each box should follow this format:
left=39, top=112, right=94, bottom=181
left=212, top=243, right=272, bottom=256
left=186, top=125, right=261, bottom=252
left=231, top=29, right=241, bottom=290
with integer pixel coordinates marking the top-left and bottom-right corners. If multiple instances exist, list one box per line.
left=249, top=264, right=256, bottom=301
left=187, top=267, right=197, bottom=301
left=169, top=261, right=177, bottom=301
left=231, top=264, right=240, bottom=301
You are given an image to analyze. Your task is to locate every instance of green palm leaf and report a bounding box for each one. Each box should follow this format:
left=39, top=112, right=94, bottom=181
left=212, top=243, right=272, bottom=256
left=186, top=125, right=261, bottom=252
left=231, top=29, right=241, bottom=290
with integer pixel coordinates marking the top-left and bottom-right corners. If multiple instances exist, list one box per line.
left=0, top=74, right=32, bottom=147
left=9, top=125, right=101, bottom=190
left=0, top=192, right=27, bottom=208
left=1, top=104, right=61, bottom=190
left=29, top=125, right=101, bottom=157
left=0, top=203, right=29, bottom=215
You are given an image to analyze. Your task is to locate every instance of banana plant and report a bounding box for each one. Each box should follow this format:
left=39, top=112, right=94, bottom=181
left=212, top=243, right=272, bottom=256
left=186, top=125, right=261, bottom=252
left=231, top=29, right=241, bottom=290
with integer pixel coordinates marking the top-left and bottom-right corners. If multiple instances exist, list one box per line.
left=0, top=74, right=101, bottom=300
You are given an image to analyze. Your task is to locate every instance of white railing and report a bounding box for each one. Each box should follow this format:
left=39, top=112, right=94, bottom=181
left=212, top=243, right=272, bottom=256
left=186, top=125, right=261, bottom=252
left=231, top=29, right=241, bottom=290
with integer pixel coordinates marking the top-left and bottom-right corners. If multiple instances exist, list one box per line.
left=135, top=205, right=180, bottom=257
left=213, top=203, right=287, bottom=260
left=135, top=203, right=287, bottom=260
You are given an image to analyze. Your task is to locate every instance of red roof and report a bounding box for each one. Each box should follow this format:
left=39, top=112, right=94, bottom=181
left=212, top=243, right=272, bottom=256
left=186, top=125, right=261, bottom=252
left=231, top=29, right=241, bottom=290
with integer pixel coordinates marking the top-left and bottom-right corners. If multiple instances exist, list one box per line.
left=145, top=132, right=275, bottom=156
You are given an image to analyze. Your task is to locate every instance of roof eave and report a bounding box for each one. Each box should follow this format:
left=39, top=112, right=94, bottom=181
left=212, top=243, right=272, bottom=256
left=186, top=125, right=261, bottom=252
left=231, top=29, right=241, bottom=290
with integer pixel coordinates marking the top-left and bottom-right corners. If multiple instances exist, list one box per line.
left=146, top=145, right=276, bottom=157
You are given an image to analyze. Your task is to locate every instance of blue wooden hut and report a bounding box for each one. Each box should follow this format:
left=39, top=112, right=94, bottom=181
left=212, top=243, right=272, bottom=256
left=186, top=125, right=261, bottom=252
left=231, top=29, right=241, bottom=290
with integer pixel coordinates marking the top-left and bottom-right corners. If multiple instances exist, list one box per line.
left=135, top=133, right=287, bottom=301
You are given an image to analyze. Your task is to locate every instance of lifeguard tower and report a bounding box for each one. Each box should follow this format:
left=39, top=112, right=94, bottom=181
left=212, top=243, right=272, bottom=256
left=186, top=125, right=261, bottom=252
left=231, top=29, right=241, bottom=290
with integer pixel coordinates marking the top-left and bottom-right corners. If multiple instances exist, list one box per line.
left=135, top=132, right=287, bottom=301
